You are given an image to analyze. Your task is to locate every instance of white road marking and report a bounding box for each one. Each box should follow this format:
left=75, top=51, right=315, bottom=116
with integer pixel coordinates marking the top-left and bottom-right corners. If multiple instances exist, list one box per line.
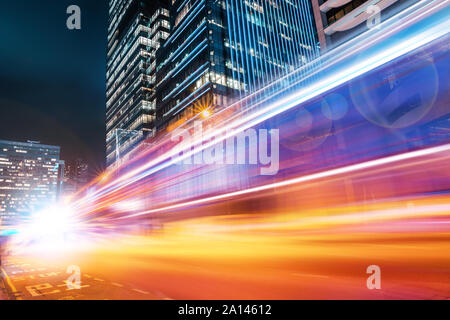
left=154, top=290, right=172, bottom=300
left=132, top=289, right=149, bottom=295
left=111, top=282, right=124, bottom=287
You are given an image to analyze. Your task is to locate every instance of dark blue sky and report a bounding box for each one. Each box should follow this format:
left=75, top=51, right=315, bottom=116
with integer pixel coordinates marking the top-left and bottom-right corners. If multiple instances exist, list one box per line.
left=0, top=0, right=107, bottom=173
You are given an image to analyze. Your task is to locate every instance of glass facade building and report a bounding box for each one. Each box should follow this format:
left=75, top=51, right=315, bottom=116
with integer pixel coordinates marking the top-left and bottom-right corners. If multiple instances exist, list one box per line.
left=0, top=140, right=64, bottom=226
left=106, top=0, right=170, bottom=168
left=155, top=0, right=319, bottom=130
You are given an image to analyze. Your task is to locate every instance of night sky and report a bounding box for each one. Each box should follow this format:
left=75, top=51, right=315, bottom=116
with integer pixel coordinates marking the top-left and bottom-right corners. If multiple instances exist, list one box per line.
left=0, top=0, right=108, bottom=174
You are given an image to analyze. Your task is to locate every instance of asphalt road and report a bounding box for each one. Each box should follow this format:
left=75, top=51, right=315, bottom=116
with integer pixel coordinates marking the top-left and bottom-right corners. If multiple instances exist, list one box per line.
left=2, top=204, right=449, bottom=301
left=0, top=256, right=170, bottom=300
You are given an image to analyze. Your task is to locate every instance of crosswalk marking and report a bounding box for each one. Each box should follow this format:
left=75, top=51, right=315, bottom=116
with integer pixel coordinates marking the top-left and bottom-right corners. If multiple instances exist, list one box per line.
left=2, top=260, right=174, bottom=300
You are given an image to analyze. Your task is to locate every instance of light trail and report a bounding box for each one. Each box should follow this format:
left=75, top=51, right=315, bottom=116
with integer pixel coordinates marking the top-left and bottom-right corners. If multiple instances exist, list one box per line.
left=187, top=203, right=450, bottom=233
left=73, top=0, right=449, bottom=210
left=117, top=143, right=450, bottom=219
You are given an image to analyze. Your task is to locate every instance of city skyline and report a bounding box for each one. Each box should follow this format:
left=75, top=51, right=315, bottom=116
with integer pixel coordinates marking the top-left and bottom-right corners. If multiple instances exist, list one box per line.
left=0, top=0, right=448, bottom=303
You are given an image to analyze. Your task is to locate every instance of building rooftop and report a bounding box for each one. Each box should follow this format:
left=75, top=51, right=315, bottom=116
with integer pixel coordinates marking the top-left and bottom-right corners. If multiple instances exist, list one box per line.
left=0, top=139, right=60, bottom=150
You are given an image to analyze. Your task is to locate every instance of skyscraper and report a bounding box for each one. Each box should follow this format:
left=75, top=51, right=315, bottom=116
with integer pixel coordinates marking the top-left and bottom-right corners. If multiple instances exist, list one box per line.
left=0, top=140, right=64, bottom=226
left=310, top=0, right=420, bottom=50
left=154, top=0, right=319, bottom=130
left=106, top=0, right=170, bottom=168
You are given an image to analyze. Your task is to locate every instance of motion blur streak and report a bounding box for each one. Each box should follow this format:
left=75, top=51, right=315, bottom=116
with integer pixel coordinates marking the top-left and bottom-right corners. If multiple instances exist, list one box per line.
left=72, top=0, right=449, bottom=207
left=3, top=0, right=450, bottom=300
left=119, top=144, right=450, bottom=218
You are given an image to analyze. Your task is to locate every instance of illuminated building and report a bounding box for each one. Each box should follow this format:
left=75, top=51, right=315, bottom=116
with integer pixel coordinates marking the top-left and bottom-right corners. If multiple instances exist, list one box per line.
left=310, top=0, right=421, bottom=50
left=62, top=158, right=89, bottom=196
left=106, top=0, right=170, bottom=168
left=74, top=158, right=89, bottom=187
left=154, top=0, right=320, bottom=130
left=62, top=162, right=77, bottom=196
left=0, top=140, right=64, bottom=226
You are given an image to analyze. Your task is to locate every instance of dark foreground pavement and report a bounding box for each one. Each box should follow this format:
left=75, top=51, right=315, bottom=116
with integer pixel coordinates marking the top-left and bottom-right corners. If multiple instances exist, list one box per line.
left=0, top=256, right=169, bottom=300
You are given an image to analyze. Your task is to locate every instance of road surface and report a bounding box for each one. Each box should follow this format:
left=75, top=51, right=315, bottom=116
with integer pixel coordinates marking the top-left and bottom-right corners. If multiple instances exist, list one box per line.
left=2, top=195, right=450, bottom=300
left=1, top=257, right=169, bottom=300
